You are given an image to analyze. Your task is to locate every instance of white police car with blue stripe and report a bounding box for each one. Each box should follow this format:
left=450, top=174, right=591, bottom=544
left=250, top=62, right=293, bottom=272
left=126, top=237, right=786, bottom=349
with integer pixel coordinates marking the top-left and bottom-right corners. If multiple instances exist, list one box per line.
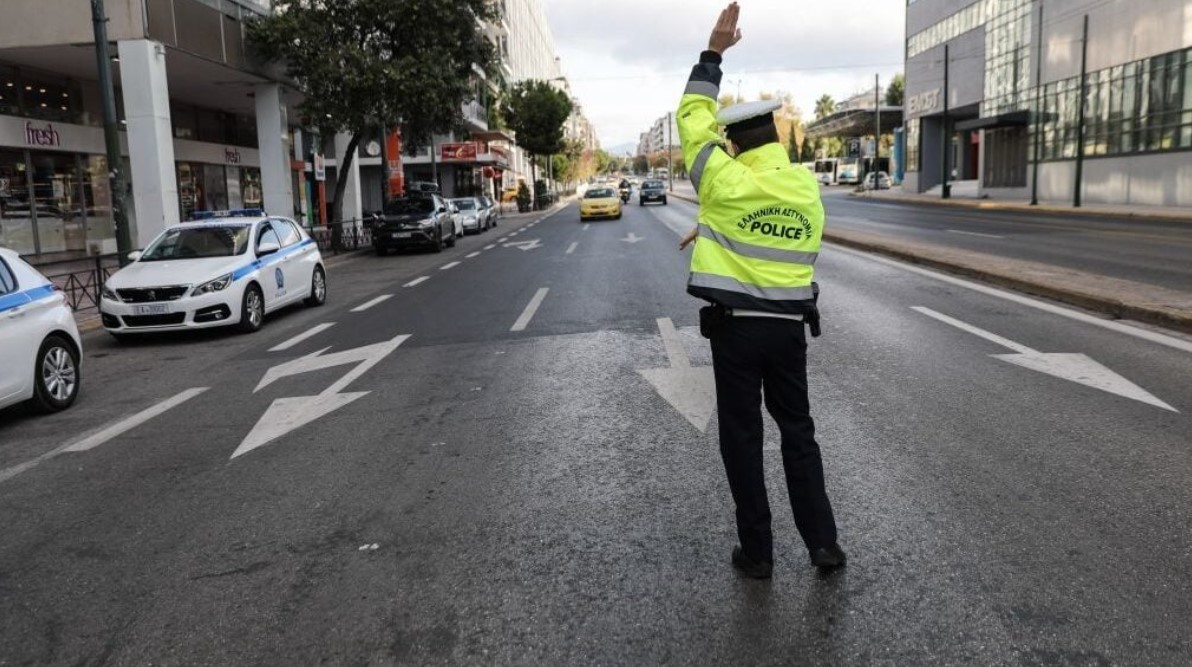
left=0, top=247, right=83, bottom=412
left=100, top=210, right=326, bottom=337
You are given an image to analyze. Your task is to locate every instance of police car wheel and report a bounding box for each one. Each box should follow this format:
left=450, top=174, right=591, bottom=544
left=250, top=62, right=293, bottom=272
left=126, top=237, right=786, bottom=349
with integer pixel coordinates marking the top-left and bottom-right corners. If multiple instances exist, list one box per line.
left=305, top=266, right=327, bottom=307
left=32, top=335, right=79, bottom=413
left=237, top=284, right=265, bottom=333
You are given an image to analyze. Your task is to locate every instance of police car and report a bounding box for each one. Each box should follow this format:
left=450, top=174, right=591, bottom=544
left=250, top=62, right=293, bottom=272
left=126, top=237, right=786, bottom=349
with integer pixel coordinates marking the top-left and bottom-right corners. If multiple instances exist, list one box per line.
left=0, top=248, right=83, bottom=412
left=100, top=210, right=326, bottom=338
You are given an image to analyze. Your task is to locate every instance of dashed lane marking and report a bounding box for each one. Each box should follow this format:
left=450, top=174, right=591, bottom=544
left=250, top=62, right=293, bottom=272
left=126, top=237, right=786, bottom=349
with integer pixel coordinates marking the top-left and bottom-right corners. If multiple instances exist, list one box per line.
left=270, top=322, right=336, bottom=352
left=484, top=244, right=496, bottom=250
left=947, top=229, right=1004, bottom=239
left=404, top=276, right=429, bottom=287
left=566, top=242, right=578, bottom=255
left=466, top=251, right=481, bottom=258
left=511, top=287, right=549, bottom=332
left=440, top=261, right=461, bottom=270
left=351, top=294, right=393, bottom=312
left=0, top=388, right=211, bottom=483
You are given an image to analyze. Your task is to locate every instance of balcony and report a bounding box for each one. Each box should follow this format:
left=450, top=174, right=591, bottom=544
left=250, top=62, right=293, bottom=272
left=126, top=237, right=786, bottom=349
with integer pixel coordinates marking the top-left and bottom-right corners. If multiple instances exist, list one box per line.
left=462, top=100, right=488, bottom=132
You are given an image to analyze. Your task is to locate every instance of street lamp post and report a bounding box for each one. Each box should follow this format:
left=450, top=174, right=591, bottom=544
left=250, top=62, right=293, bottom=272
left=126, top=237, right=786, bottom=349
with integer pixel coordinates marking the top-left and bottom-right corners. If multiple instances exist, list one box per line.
left=90, top=0, right=132, bottom=265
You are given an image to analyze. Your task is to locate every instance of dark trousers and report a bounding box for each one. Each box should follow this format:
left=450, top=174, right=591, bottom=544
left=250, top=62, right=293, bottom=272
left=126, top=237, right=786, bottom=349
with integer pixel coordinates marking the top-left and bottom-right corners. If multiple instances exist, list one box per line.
left=710, top=316, right=838, bottom=563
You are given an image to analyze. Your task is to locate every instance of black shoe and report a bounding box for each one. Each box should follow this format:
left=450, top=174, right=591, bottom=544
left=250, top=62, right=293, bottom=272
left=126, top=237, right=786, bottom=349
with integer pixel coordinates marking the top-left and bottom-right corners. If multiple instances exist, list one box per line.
left=731, top=546, right=773, bottom=579
left=809, top=544, right=847, bottom=570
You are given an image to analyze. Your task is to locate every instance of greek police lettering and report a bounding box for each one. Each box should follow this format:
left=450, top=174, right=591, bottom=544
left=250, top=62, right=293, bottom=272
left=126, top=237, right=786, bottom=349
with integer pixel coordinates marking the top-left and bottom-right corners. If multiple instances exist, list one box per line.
left=748, top=220, right=802, bottom=239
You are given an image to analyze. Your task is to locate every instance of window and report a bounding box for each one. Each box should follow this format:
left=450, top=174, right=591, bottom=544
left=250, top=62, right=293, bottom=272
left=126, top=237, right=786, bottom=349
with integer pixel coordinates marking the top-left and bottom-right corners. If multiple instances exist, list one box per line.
left=0, top=259, right=15, bottom=295
left=905, top=118, right=920, bottom=172
left=275, top=219, right=301, bottom=247
left=257, top=223, right=281, bottom=249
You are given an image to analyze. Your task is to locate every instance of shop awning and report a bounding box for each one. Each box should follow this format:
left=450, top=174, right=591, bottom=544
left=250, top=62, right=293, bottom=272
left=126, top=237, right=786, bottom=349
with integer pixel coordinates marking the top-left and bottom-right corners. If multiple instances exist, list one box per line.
left=804, top=107, right=904, bottom=140
left=955, top=110, right=1032, bottom=131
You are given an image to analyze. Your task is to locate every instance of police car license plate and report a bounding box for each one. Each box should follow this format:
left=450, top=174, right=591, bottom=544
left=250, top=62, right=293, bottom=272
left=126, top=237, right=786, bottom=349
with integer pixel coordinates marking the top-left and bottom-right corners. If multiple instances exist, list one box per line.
left=134, top=304, right=169, bottom=315
left=392, top=232, right=412, bottom=239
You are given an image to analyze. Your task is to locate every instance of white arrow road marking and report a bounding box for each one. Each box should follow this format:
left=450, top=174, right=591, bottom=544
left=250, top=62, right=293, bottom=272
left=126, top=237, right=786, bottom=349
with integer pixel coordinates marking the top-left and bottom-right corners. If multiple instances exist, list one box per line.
left=621, top=232, right=644, bottom=244
left=404, top=276, right=429, bottom=287
left=638, top=318, right=717, bottom=432
left=511, top=288, right=549, bottom=332
left=351, top=294, right=392, bottom=312
left=269, top=322, right=335, bottom=352
left=504, top=239, right=542, bottom=251
left=566, top=242, right=578, bottom=255
left=234, top=334, right=411, bottom=459
left=912, top=307, right=1177, bottom=412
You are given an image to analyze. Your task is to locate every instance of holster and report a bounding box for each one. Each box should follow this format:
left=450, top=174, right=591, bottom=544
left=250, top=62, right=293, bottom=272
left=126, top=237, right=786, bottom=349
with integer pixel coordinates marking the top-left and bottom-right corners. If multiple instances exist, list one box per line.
left=699, top=304, right=730, bottom=339
left=807, top=281, right=822, bottom=338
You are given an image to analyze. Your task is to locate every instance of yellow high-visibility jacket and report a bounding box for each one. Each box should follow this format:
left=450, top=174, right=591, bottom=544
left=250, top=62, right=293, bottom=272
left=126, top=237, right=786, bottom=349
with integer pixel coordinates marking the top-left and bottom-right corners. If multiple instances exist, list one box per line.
left=678, top=51, right=823, bottom=315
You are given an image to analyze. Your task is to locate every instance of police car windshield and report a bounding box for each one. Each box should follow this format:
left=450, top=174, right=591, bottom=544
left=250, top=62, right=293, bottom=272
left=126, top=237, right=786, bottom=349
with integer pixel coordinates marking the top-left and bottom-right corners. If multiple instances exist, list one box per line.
left=140, top=226, right=251, bottom=261
left=585, top=188, right=615, bottom=198
left=384, top=198, right=436, bottom=215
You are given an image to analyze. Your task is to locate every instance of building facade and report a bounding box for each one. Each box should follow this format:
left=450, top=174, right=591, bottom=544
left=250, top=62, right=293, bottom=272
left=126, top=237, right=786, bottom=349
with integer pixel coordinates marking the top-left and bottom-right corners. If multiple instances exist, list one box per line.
left=0, top=0, right=298, bottom=263
left=903, top=0, right=1192, bottom=206
left=637, top=114, right=680, bottom=156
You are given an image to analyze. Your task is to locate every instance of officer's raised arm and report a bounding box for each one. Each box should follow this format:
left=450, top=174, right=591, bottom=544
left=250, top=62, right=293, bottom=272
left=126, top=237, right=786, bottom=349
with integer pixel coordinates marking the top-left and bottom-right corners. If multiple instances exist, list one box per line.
left=677, top=3, right=743, bottom=206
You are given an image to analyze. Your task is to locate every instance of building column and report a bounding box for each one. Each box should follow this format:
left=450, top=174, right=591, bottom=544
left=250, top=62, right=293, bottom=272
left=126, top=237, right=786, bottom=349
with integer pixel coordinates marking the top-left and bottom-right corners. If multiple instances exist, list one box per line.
left=254, top=83, right=294, bottom=217
left=334, top=132, right=362, bottom=224
left=118, top=39, right=178, bottom=246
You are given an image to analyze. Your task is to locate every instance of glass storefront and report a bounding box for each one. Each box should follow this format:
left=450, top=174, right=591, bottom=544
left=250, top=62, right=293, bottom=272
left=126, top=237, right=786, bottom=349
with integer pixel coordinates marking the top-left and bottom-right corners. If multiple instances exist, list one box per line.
left=0, top=149, right=111, bottom=258
left=178, top=162, right=264, bottom=220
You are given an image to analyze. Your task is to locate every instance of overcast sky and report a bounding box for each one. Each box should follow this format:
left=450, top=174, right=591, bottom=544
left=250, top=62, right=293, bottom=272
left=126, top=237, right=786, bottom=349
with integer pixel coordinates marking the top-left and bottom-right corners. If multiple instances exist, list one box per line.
left=543, top=0, right=907, bottom=153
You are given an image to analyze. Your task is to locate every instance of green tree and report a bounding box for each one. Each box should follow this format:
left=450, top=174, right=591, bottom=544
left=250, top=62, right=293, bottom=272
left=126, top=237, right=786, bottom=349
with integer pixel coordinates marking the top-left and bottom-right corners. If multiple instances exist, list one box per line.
left=632, top=154, right=649, bottom=175
left=814, top=94, right=836, bottom=121
left=885, top=73, right=905, bottom=107
left=503, top=80, right=573, bottom=208
left=593, top=148, right=612, bottom=175
left=249, top=0, right=494, bottom=224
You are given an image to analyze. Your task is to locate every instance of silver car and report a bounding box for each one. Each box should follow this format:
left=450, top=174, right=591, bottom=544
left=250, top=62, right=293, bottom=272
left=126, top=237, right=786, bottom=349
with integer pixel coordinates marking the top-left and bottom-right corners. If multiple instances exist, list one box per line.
left=450, top=197, right=489, bottom=234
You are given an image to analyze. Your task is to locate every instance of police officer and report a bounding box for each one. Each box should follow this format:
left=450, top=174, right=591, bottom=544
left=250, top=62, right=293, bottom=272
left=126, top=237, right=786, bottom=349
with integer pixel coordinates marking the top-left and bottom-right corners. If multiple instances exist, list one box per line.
left=678, top=3, right=845, bottom=579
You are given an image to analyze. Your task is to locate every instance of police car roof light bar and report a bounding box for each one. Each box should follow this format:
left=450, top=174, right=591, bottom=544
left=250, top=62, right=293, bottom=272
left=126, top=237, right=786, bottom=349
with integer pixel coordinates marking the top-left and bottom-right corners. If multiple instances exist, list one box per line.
left=190, top=208, right=268, bottom=221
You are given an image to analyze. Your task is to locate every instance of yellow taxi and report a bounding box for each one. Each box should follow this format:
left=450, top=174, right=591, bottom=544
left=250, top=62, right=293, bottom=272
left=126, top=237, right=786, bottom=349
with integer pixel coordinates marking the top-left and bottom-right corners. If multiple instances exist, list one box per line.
left=579, top=186, right=622, bottom=221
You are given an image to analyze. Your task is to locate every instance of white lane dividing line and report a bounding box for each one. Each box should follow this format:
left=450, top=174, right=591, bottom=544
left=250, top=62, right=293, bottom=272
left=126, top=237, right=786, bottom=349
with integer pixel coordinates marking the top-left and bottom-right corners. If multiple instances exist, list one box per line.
left=947, top=229, right=1004, bottom=239
left=440, top=261, right=461, bottom=270
left=583, top=224, right=590, bottom=231
left=0, top=388, right=212, bottom=483
left=404, top=276, right=429, bottom=288
left=466, top=251, right=481, bottom=258
left=484, top=244, right=496, bottom=250
left=269, top=322, right=336, bottom=352
left=566, top=242, right=578, bottom=255
left=829, top=244, right=1192, bottom=355
left=511, top=287, right=549, bottom=332
left=351, top=294, right=393, bottom=312
left=498, top=237, right=509, bottom=242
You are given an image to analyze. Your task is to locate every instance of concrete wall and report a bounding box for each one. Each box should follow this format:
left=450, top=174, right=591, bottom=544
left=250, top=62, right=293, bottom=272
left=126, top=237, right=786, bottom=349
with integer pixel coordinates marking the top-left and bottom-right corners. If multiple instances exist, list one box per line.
left=905, top=28, right=986, bottom=120
left=1037, top=153, right=1192, bottom=206
left=0, top=0, right=144, bottom=48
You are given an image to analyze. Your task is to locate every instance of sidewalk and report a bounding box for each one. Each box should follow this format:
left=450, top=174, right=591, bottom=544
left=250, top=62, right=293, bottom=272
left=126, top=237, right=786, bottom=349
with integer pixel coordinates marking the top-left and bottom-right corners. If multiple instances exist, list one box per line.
left=668, top=182, right=1192, bottom=334
left=852, top=185, right=1192, bottom=223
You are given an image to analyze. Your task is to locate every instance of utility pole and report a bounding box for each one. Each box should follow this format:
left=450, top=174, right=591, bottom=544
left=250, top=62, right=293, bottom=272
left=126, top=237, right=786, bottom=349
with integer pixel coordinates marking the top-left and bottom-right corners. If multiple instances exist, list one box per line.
left=941, top=44, right=951, bottom=199
left=874, top=73, right=881, bottom=187
left=1073, top=14, right=1089, bottom=207
left=1030, top=2, right=1044, bottom=205
left=667, top=111, right=674, bottom=192
left=90, top=0, right=132, bottom=265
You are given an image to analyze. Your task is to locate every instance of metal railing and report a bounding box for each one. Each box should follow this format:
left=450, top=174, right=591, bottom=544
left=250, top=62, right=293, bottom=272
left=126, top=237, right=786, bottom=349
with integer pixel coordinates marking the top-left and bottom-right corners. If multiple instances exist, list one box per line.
left=36, top=254, right=120, bottom=314
left=307, top=219, right=374, bottom=254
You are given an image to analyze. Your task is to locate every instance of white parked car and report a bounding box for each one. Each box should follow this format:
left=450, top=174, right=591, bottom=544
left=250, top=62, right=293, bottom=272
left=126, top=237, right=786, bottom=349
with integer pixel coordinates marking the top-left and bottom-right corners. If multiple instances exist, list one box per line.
left=863, top=171, right=893, bottom=190
left=0, top=248, right=82, bottom=412
left=450, top=197, right=490, bottom=234
left=100, top=210, right=326, bottom=338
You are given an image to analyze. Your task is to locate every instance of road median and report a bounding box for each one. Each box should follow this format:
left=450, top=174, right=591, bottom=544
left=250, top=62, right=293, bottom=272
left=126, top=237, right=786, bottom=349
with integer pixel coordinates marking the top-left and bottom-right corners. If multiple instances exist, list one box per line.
left=670, top=189, right=1192, bottom=334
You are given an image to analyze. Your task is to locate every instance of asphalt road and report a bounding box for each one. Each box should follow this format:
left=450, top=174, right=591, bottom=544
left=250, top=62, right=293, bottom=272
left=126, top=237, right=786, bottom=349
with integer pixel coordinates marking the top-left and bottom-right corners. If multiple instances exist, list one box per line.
left=2, top=195, right=1192, bottom=665
left=824, top=188, right=1192, bottom=292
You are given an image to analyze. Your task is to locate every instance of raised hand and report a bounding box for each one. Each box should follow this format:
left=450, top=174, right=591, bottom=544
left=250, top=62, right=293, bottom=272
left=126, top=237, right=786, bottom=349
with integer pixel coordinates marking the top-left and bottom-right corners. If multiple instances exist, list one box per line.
left=708, top=3, right=742, bottom=54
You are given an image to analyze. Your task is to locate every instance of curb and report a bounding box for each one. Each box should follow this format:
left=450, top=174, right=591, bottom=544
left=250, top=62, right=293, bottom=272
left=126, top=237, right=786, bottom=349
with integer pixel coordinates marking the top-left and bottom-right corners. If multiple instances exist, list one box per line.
left=669, top=189, right=1192, bottom=334
left=848, top=190, right=1192, bottom=223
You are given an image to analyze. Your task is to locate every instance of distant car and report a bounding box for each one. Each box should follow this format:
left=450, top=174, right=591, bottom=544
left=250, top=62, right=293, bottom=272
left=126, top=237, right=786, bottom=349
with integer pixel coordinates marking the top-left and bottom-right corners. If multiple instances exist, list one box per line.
left=407, top=181, right=440, bottom=194
left=372, top=195, right=456, bottom=255
left=0, top=248, right=82, bottom=412
left=478, top=196, right=497, bottom=228
left=100, top=210, right=326, bottom=338
left=863, top=171, right=892, bottom=190
left=579, top=187, right=622, bottom=221
left=450, top=197, right=489, bottom=234
left=639, top=179, right=667, bottom=206
left=501, top=186, right=520, bottom=203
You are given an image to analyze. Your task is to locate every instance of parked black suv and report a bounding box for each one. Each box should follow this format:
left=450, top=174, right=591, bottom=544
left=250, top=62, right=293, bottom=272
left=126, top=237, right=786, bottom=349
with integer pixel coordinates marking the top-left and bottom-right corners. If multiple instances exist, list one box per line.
left=639, top=180, right=667, bottom=206
left=371, top=195, right=456, bottom=255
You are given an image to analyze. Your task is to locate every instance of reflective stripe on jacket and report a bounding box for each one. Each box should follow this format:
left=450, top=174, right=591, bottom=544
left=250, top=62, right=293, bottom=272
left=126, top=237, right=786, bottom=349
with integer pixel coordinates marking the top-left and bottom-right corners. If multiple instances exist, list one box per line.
left=678, top=51, right=824, bottom=315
